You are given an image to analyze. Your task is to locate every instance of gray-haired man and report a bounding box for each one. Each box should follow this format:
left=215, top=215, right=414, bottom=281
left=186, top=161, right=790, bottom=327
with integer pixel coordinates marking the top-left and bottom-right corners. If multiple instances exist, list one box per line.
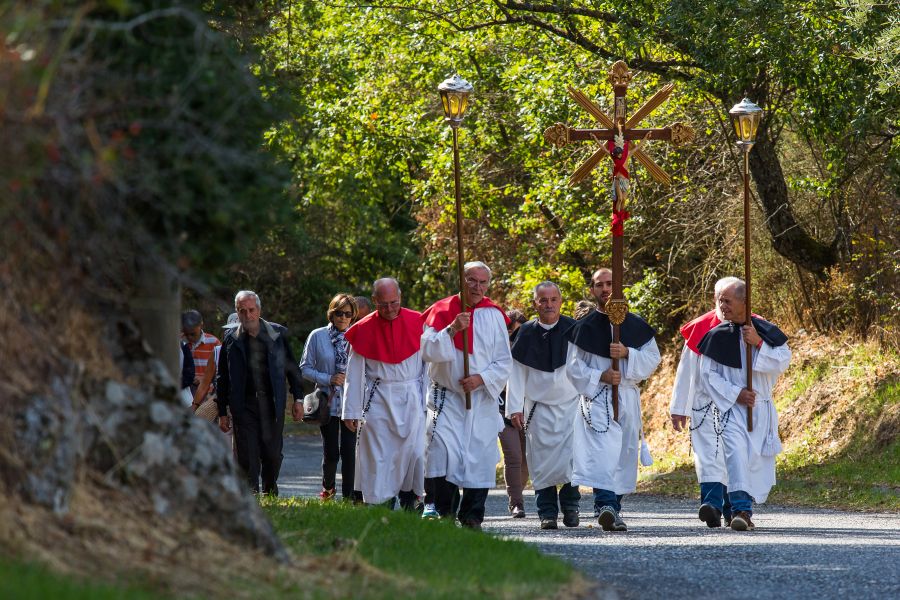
left=216, top=290, right=304, bottom=495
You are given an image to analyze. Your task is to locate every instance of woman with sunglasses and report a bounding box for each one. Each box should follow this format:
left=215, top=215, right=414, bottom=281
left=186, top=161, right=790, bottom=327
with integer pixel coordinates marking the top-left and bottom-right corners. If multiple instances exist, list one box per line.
left=300, top=293, right=361, bottom=501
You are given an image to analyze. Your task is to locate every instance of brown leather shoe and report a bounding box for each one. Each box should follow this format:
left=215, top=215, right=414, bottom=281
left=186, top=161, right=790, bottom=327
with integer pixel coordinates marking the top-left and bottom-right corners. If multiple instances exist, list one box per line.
left=730, top=511, right=755, bottom=531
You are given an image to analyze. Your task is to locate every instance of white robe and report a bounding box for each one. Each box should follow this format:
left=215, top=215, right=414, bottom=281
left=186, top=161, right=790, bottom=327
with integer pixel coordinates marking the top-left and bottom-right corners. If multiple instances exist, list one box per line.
left=670, top=343, right=728, bottom=485
left=567, top=335, right=661, bottom=494
left=697, top=334, right=791, bottom=503
left=421, top=307, right=511, bottom=489
left=506, top=323, right=579, bottom=490
left=342, top=349, right=426, bottom=504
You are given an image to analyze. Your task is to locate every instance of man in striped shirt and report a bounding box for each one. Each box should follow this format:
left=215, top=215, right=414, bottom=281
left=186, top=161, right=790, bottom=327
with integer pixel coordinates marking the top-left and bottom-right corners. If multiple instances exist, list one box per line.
left=182, top=310, right=221, bottom=394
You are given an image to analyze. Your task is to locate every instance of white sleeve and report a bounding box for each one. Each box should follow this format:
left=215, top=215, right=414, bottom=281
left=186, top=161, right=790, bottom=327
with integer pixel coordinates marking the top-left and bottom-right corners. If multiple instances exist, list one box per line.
left=669, top=344, right=694, bottom=416
left=753, top=342, right=792, bottom=376
left=623, top=336, right=661, bottom=383
left=420, top=325, right=457, bottom=364
left=566, top=342, right=603, bottom=397
left=476, top=312, right=513, bottom=399
left=341, top=350, right=365, bottom=420
left=505, top=361, right=527, bottom=417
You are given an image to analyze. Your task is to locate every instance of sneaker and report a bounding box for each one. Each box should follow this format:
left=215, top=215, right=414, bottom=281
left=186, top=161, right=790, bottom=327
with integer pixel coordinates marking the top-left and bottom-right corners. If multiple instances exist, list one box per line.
left=562, top=510, right=580, bottom=528
left=612, top=512, right=628, bottom=532
left=730, top=511, right=755, bottom=531
left=511, top=505, right=526, bottom=519
left=540, top=518, right=558, bottom=530
left=698, top=503, right=723, bottom=528
left=421, top=503, right=440, bottom=520
left=318, top=487, right=336, bottom=501
left=460, top=519, right=482, bottom=531
left=597, top=506, right=617, bottom=531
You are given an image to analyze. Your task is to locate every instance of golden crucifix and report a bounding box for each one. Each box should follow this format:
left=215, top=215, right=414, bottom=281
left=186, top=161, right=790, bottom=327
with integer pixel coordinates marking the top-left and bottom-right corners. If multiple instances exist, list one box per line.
left=544, top=60, right=694, bottom=421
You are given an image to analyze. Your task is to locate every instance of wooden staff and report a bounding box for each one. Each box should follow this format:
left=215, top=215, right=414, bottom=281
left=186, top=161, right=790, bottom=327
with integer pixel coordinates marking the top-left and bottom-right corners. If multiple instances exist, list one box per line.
left=742, top=149, right=753, bottom=432
left=451, top=124, right=472, bottom=410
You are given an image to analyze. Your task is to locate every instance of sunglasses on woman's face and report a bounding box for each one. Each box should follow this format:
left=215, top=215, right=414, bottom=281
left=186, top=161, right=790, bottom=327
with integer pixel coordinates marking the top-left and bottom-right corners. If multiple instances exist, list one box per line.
left=333, top=310, right=353, bottom=319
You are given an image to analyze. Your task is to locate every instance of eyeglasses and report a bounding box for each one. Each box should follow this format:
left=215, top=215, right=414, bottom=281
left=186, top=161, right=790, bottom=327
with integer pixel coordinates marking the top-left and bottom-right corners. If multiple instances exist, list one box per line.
left=332, top=310, right=353, bottom=319
left=465, top=277, right=490, bottom=289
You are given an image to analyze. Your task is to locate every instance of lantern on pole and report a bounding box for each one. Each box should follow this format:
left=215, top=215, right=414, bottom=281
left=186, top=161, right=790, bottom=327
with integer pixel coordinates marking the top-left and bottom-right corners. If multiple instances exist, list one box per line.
left=729, top=97, right=763, bottom=432
left=438, top=74, right=474, bottom=409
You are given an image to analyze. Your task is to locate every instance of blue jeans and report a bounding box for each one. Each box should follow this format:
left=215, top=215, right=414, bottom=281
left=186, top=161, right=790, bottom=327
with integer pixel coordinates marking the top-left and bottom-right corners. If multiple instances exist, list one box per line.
left=593, top=489, right=623, bottom=512
left=536, top=483, right=581, bottom=519
left=700, top=482, right=733, bottom=518
left=728, top=490, right=753, bottom=515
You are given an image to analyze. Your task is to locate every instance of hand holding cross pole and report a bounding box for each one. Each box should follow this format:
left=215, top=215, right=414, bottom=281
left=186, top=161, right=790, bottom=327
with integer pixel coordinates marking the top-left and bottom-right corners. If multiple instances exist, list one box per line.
left=543, top=61, right=694, bottom=421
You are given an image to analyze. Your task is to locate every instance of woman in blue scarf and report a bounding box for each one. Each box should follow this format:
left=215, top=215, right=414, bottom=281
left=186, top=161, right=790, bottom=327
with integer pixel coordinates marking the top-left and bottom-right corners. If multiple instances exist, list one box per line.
left=300, top=293, right=360, bottom=501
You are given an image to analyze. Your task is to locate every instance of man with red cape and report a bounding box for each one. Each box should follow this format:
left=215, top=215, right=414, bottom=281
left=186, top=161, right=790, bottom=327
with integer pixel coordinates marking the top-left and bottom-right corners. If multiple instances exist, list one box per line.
left=421, top=261, right=512, bottom=530
left=343, top=278, right=426, bottom=509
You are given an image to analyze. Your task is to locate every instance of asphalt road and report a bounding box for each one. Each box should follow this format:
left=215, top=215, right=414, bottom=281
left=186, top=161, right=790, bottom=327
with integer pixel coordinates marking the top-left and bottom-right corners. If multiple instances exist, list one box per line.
left=280, top=434, right=900, bottom=600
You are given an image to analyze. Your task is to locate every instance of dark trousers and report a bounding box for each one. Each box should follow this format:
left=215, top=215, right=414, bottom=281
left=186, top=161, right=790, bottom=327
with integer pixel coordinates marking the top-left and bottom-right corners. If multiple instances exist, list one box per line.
left=423, top=476, right=435, bottom=505
left=593, top=489, right=624, bottom=512
left=320, top=417, right=360, bottom=500
left=433, top=476, right=488, bottom=525
left=398, top=490, right=418, bottom=511
left=233, top=392, right=283, bottom=494
left=535, top=483, right=581, bottom=520
left=700, top=482, right=733, bottom=518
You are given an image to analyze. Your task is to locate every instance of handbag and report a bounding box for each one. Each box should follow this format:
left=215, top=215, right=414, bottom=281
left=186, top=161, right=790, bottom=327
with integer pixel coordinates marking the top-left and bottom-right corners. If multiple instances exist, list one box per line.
left=302, top=388, right=333, bottom=426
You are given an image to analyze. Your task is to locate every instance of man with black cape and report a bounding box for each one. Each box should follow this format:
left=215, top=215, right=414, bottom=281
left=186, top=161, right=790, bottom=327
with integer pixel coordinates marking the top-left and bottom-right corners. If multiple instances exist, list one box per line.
left=566, top=268, right=660, bottom=531
left=506, top=281, right=580, bottom=530
left=694, top=277, right=791, bottom=531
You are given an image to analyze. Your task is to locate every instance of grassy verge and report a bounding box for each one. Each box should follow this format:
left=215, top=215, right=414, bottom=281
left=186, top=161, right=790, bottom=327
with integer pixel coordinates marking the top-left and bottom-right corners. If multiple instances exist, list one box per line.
left=261, top=497, right=587, bottom=599
left=0, top=559, right=168, bottom=600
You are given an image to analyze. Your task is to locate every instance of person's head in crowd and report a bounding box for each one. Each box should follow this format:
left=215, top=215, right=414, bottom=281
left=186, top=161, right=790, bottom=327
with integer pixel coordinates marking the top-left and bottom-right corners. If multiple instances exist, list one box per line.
left=463, top=261, right=492, bottom=307
left=574, top=299, right=595, bottom=320
left=506, top=308, right=527, bottom=339
left=372, top=278, right=402, bottom=321
left=224, top=312, right=240, bottom=329
left=353, top=296, right=373, bottom=322
left=589, top=268, right=613, bottom=309
left=327, top=294, right=358, bottom=332
left=181, top=309, right=204, bottom=345
left=234, top=290, right=262, bottom=335
left=533, top=281, right=562, bottom=325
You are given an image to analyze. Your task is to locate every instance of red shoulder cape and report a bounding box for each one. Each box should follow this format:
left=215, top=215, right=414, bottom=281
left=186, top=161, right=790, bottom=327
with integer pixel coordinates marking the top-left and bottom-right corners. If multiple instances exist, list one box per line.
left=343, top=307, right=423, bottom=364
left=422, top=294, right=510, bottom=354
left=680, top=310, right=721, bottom=355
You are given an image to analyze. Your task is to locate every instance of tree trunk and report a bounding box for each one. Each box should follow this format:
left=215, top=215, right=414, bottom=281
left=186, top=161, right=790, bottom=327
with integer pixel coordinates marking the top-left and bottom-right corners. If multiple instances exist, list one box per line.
left=749, top=124, right=838, bottom=276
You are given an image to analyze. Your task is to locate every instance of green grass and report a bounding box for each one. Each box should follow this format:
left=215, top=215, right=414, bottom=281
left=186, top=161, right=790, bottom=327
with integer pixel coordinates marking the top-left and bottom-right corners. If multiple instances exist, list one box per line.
left=0, top=560, right=169, bottom=600
left=261, top=497, right=583, bottom=599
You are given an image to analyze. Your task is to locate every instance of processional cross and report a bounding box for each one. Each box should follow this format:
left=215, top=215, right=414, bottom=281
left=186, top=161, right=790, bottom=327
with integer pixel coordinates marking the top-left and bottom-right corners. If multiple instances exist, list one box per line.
left=543, top=61, right=694, bottom=420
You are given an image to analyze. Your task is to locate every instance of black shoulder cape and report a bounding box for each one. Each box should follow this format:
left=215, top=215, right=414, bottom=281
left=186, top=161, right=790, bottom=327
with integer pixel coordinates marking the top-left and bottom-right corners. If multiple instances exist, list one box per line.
left=511, top=316, right=576, bottom=372
left=566, top=310, right=656, bottom=358
left=697, top=316, right=788, bottom=368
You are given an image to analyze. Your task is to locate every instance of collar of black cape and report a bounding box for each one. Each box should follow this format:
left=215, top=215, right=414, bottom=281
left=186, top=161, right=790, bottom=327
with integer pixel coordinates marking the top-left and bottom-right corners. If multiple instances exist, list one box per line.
left=697, top=316, right=788, bottom=368
left=511, top=316, right=576, bottom=372
left=566, top=310, right=655, bottom=358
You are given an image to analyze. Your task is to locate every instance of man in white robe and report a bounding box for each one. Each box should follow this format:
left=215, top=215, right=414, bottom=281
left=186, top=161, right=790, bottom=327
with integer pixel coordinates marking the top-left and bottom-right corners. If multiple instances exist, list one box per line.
left=566, top=268, right=661, bottom=532
left=669, top=285, right=731, bottom=528
left=421, top=261, right=512, bottom=530
left=696, top=277, right=791, bottom=531
left=342, top=278, right=426, bottom=508
left=507, top=281, right=580, bottom=530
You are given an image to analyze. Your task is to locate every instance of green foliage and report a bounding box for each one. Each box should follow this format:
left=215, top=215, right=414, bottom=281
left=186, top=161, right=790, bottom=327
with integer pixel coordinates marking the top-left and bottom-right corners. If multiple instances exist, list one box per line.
left=261, top=497, right=580, bottom=599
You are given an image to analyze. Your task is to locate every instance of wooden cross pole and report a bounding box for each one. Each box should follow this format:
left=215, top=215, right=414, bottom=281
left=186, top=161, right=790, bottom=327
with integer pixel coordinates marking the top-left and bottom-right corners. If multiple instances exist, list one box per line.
left=544, top=61, right=694, bottom=421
